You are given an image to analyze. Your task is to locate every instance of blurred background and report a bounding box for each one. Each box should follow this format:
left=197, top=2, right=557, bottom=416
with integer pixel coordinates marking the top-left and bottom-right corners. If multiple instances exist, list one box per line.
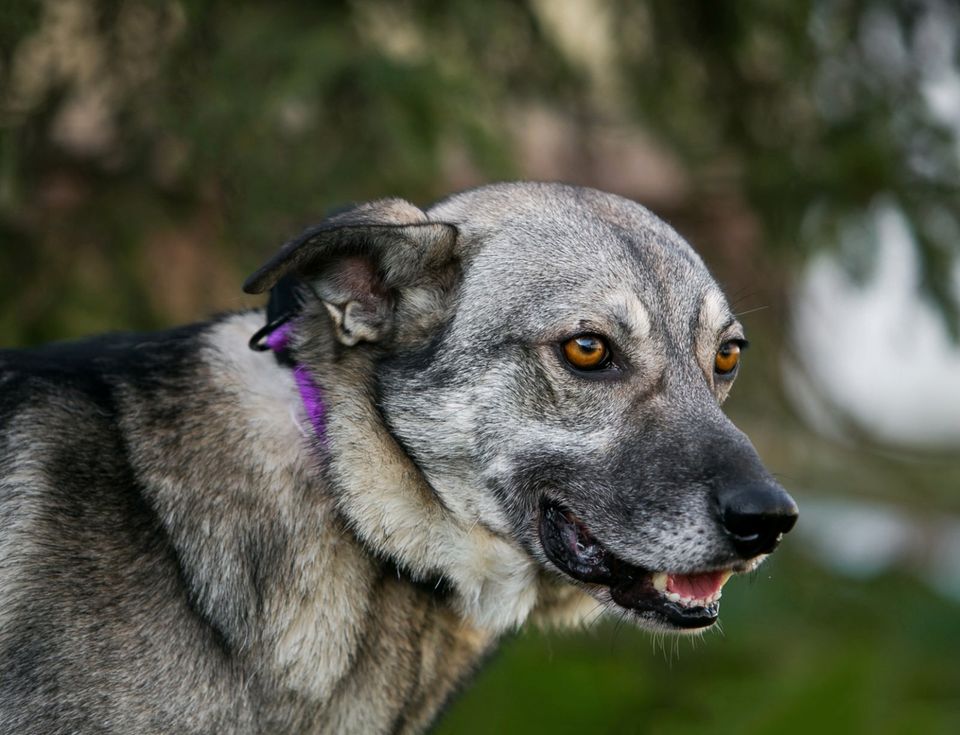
left=2, top=1, right=958, bottom=732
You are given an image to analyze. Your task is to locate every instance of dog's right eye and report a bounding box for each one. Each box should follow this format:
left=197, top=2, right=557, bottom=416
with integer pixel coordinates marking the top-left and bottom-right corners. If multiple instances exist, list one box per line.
left=562, top=335, right=611, bottom=371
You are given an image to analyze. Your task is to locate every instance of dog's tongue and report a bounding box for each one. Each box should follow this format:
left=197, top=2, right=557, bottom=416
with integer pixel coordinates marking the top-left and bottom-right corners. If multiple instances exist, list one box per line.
left=667, top=571, right=729, bottom=599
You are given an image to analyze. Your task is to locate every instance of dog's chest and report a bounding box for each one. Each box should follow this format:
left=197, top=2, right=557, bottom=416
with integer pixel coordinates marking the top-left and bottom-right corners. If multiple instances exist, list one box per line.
left=259, top=553, right=496, bottom=734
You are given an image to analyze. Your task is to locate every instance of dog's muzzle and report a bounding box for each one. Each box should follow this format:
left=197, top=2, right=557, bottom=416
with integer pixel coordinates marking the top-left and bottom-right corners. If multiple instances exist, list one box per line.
left=537, top=487, right=798, bottom=631
left=537, top=499, right=729, bottom=629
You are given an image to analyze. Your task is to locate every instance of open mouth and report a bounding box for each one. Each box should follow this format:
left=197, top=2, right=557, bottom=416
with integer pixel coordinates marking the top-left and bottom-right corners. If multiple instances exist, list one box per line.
left=538, top=499, right=734, bottom=630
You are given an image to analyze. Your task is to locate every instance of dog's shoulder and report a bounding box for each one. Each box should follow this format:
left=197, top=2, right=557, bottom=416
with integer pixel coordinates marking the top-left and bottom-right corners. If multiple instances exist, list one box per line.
left=0, top=320, right=216, bottom=609
left=0, top=320, right=256, bottom=731
left=0, top=321, right=214, bottom=574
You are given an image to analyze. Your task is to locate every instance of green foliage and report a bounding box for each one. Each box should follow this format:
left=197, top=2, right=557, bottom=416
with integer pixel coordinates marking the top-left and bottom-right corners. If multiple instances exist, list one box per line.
left=2, top=0, right=958, bottom=341
left=0, top=0, right=583, bottom=343
left=614, top=0, right=960, bottom=336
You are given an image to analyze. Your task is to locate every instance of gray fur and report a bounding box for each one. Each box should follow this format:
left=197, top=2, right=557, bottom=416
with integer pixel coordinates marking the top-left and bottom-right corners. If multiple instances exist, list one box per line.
left=0, top=182, right=795, bottom=733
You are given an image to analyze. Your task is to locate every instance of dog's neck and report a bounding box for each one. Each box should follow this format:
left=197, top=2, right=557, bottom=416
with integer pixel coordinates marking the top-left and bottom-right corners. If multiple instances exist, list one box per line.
left=250, top=298, right=597, bottom=634
left=260, top=302, right=539, bottom=632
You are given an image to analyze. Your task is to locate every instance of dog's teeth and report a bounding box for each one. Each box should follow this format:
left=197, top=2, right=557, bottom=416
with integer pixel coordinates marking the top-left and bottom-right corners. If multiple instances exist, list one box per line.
left=657, top=572, right=727, bottom=609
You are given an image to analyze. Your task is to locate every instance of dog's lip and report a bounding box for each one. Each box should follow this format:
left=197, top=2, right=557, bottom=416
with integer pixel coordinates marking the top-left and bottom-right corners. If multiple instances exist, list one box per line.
left=537, top=498, right=735, bottom=630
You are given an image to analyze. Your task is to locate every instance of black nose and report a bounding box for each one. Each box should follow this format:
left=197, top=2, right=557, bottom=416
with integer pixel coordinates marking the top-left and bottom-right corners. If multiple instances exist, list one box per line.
left=718, top=481, right=798, bottom=558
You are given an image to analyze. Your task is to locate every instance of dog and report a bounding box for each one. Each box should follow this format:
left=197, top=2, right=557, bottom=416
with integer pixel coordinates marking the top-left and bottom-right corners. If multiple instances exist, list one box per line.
left=0, top=182, right=797, bottom=733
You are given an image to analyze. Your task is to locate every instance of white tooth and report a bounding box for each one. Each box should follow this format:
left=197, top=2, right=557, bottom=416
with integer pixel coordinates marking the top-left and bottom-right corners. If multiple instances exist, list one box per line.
left=652, top=572, right=668, bottom=592
left=666, top=592, right=681, bottom=603
left=718, top=570, right=734, bottom=588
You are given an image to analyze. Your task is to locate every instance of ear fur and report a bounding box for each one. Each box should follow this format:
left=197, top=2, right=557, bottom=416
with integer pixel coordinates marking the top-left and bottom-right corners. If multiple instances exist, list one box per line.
left=244, top=199, right=458, bottom=345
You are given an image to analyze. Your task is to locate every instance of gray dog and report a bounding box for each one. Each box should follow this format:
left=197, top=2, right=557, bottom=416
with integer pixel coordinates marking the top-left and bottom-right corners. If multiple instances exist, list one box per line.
left=0, top=182, right=796, bottom=733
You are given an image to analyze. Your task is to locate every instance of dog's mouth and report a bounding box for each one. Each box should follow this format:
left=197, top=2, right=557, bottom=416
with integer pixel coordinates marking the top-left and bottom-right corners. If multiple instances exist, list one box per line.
left=538, top=499, right=734, bottom=630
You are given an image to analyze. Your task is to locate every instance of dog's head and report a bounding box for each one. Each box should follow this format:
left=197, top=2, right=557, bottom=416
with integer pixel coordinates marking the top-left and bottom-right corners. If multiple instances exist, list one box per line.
left=245, top=182, right=798, bottom=633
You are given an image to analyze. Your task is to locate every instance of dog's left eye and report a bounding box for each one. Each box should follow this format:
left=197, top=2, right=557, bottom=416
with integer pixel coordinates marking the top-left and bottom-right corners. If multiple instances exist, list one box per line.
left=562, top=335, right=611, bottom=371
left=714, top=341, right=742, bottom=376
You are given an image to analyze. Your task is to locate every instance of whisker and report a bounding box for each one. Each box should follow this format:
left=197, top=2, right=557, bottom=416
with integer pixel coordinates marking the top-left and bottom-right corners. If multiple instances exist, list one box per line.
left=734, top=305, right=769, bottom=317
left=582, top=602, right=608, bottom=629
left=725, top=287, right=760, bottom=306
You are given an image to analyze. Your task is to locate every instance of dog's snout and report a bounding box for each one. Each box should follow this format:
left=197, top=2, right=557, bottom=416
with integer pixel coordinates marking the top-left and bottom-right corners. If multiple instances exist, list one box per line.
left=717, top=481, right=798, bottom=558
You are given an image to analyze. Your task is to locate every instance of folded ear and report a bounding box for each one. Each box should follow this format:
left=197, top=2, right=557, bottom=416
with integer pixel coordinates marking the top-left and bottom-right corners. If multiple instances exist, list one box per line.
left=243, top=198, right=457, bottom=346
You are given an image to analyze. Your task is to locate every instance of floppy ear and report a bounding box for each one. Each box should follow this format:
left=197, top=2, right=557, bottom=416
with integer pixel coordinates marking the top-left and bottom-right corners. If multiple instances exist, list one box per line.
left=243, top=198, right=458, bottom=346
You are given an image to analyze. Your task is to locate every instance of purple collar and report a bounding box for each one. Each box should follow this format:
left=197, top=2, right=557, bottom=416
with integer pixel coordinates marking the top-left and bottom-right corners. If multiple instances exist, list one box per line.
left=263, top=323, right=327, bottom=442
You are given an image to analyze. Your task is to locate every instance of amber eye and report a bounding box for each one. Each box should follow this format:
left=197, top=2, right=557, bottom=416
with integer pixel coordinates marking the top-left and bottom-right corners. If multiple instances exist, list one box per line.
left=562, top=335, right=610, bottom=371
left=714, top=342, right=741, bottom=376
